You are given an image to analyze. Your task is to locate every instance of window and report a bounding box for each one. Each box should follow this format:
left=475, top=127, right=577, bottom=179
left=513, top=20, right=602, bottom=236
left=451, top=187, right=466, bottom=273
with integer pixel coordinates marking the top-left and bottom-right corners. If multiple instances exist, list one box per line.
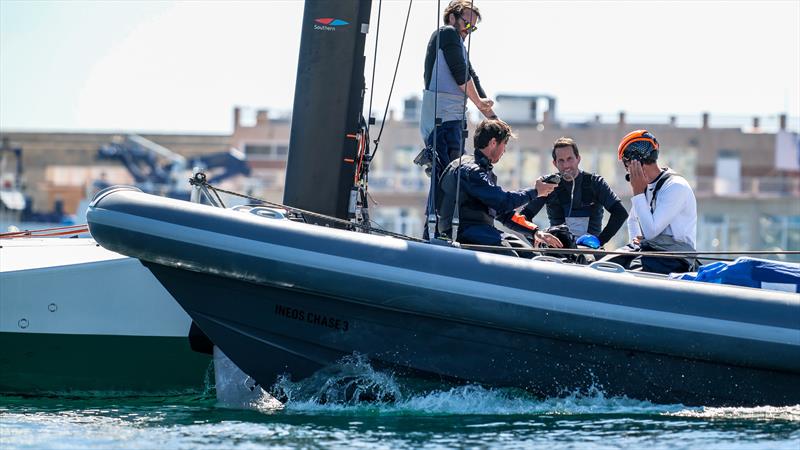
left=245, top=144, right=272, bottom=156
left=699, top=214, right=747, bottom=253
left=520, top=149, right=541, bottom=182
left=372, top=207, right=423, bottom=237
left=244, top=143, right=290, bottom=160
left=759, top=215, right=800, bottom=261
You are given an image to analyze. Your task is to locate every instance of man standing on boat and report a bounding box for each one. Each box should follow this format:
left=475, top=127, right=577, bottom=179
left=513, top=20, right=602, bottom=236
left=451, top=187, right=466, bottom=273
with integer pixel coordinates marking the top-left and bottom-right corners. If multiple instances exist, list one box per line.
left=418, top=0, right=497, bottom=238
left=438, top=119, right=562, bottom=254
left=522, top=137, right=628, bottom=248
left=610, top=130, right=698, bottom=273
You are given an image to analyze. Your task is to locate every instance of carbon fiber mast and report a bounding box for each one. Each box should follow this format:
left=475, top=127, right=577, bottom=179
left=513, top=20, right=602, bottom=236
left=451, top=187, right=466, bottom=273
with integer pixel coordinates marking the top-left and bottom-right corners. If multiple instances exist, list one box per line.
left=283, top=0, right=373, bottom=226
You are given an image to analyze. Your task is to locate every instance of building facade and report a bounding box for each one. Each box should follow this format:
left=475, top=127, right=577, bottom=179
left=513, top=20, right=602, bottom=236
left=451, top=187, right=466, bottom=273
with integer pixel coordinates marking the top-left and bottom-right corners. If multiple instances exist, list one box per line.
left=2, top=100, right=798, bottom=259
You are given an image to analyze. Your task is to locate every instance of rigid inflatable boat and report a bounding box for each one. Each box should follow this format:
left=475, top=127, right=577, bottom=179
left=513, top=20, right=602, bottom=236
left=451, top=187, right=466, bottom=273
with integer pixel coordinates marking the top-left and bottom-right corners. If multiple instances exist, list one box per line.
left=87, top=186, right=800, bottom=407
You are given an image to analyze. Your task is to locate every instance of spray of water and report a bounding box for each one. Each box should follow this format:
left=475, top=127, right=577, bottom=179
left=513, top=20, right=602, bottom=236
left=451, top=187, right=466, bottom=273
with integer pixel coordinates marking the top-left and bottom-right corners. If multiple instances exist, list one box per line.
left=215, top=352, right=799, bottom=420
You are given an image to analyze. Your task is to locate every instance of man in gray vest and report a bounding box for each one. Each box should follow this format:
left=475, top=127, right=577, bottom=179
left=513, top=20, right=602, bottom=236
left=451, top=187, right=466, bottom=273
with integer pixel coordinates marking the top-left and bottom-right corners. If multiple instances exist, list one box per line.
left=419, top=0, right=497, bottom=239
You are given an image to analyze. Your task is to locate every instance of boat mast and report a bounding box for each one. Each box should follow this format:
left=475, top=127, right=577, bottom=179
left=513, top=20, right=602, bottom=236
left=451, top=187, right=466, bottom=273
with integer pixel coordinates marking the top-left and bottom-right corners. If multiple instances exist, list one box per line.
left=283, top=0, right=373, bottom=225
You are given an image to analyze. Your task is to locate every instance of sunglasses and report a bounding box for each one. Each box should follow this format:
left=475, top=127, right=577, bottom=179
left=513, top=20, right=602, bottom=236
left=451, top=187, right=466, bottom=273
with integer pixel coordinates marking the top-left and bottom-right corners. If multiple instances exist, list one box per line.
left=456, top=14, right=478, bottom=32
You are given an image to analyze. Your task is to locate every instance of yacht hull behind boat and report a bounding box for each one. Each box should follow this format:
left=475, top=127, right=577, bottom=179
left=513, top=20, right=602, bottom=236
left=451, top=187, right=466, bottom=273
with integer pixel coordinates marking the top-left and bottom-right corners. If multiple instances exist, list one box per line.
left=87, top=187, right=800, bottom=407
left=0, top=238, right=211, bottom=395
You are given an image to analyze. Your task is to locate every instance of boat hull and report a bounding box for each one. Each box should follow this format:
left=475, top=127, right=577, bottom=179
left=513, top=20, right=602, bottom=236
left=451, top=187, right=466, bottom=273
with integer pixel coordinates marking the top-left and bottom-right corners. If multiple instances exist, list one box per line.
left=0, top=238, right=211, bottom=395
left=86, top=188, right=800, bottom=406
left=146, top=262, right=800, bottom=407
left=0, top=331, right=209, bottom=395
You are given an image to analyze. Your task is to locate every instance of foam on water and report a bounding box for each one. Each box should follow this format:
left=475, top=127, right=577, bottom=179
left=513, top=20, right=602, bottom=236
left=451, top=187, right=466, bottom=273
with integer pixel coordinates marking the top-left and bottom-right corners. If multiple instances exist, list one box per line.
left=210, top=351, right=800, bottom=424
left=672, top=405, right=800, bottom=422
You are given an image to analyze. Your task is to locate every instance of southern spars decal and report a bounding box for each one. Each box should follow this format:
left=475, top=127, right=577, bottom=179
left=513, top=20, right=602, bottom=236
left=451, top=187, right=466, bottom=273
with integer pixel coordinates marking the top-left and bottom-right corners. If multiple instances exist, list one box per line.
left=314, top=18, right=349, bottom=32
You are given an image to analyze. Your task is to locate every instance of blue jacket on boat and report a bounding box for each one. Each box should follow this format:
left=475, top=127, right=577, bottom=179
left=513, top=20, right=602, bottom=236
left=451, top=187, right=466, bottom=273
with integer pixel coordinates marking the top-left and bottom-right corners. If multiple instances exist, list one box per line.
left=438, top=150, right=537, bottom=245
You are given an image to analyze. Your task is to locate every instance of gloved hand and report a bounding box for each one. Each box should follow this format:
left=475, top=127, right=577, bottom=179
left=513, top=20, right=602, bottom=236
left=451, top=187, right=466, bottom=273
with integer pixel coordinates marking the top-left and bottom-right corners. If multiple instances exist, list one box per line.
left=576, top=234, right=601, bottom=249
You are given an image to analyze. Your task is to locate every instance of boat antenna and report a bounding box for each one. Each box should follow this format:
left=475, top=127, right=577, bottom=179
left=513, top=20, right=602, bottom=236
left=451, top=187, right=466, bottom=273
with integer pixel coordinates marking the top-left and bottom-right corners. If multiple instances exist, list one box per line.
left=424, top=0, right=443, bottom=241
left=449, top=0, right=476, bottom=242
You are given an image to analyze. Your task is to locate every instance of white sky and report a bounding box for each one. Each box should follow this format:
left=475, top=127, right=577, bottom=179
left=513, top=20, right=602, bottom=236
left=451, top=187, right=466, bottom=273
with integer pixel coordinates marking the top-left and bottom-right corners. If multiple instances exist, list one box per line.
left=1, top=0, right=798, bottom=133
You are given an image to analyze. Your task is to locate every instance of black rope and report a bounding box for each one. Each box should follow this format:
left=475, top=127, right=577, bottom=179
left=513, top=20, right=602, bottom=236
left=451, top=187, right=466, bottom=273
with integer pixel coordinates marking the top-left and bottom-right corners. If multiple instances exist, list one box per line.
left=451, top=0, right=477, bottom=239
left=371, top=0, right=413, bottom=159
left=366, top=0, right=382, bottom=129
left=458, top=244, right=800, bottom=261
left=211, top=186, right=226, bottom=208
left=425, top=0, right=442, bottom=241
left=197, top=179, right=426, bottom=243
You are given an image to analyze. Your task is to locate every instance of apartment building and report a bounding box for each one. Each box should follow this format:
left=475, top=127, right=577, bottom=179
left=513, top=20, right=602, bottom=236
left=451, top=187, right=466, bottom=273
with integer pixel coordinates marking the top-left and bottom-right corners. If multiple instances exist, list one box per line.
left=2, top=99, right=798, bottom=258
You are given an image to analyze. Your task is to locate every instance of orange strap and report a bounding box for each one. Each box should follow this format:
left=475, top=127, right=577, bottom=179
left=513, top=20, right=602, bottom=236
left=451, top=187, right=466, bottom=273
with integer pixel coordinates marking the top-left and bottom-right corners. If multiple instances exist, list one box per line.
left=511, top=213, right=537, bottom=232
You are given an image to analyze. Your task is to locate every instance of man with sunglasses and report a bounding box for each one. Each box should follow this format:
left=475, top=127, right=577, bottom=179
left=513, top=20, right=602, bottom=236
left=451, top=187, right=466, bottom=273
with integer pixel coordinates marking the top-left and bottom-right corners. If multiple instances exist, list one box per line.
left=419, top=0, right=496, bottom=239
left=608, top=129, right=697, bottom=274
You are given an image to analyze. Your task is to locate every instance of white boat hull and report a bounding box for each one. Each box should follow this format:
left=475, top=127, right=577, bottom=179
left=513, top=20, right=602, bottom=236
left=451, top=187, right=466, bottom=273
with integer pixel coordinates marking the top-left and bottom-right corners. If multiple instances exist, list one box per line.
left=0, top=238, right=210, bottom=395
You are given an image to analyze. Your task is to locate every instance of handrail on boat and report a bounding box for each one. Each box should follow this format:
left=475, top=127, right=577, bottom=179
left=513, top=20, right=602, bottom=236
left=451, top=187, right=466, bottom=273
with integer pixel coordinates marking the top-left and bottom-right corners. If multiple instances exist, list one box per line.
left=0, top=224, right=89, bottom=239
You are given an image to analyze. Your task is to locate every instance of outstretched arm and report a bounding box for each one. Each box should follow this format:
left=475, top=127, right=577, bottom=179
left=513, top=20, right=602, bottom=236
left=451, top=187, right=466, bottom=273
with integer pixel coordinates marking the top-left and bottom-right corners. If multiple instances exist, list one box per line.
left=460, top=170, right=535, bottom=214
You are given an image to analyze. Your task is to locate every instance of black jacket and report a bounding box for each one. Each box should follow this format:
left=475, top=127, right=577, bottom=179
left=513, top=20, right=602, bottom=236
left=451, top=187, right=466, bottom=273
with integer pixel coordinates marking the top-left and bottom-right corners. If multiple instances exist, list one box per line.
left=522, top=171, right=627, bottom=245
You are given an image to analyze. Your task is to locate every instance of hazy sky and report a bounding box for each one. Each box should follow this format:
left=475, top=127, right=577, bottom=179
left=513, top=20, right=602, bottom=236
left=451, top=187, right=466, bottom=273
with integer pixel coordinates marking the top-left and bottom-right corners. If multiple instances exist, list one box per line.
left=1, top=0, right=798, bottom=133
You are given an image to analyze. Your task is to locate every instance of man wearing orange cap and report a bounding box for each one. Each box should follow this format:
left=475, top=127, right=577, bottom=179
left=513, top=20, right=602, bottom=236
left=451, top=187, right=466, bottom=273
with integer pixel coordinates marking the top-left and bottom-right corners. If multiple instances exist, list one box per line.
left=614, top=130, right=697, bottom=273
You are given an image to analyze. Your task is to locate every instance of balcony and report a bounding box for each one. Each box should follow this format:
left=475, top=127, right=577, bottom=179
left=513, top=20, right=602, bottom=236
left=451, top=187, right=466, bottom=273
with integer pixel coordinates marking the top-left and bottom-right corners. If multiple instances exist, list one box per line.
left=369, top=172, right=428, bottom=193
left=694, top=176, right=800, bottom=198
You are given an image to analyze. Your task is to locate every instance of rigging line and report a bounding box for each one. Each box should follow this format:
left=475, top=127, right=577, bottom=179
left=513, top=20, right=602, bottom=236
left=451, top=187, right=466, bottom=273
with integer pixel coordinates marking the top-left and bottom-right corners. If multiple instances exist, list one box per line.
left=366, top=0, right=382, bottom=129
left=426, top=0, right=442, bottom=240
left=451, top=0, right=477, bottom=239
left=459, top=244, right=800, bottom=258
left=458, top=244, right=734, bottom=261
left=371, top=0, right=414, bottom=158
left=202, top=182, right=426, bottom=243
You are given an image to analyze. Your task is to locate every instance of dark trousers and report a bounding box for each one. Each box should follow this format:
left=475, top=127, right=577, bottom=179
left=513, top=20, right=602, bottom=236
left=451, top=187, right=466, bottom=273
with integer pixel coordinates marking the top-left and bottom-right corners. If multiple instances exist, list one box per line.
left=602, top=243, right=693, bottom=275
left=423, top=120, right=465, bottom=239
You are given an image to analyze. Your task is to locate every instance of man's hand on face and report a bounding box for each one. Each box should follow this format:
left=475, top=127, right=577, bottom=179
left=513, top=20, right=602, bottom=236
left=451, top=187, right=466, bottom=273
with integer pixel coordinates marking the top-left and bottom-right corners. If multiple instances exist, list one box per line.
left=535, top=178, right=558, bottom=197
left=628, top=160, right=648, bottom=196
left=534, top=231, right=563, bottom=248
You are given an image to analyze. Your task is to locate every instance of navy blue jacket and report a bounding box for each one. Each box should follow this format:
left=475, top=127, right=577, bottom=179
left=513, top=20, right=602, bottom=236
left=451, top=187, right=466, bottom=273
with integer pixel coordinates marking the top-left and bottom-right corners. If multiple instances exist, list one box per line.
left=439, top=151, right=537, bottom=245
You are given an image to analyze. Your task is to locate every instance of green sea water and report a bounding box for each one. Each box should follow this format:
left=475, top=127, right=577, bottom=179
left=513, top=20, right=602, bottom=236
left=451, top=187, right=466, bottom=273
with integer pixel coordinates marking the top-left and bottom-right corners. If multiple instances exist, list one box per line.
left=2, top=390, right=799, bottom=450
left=2, top=358, right=799, bottom=450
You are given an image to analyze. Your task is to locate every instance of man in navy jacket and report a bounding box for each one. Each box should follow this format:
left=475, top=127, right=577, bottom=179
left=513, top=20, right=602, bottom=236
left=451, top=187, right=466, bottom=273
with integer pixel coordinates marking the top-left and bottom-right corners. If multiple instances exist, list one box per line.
left=439, top=119, right=562, bottom=253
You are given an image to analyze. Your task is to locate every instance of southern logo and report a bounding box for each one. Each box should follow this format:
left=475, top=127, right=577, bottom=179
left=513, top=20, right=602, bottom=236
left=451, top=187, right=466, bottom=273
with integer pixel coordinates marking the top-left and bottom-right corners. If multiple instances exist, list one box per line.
left=314, top=18, right=349, bottom=32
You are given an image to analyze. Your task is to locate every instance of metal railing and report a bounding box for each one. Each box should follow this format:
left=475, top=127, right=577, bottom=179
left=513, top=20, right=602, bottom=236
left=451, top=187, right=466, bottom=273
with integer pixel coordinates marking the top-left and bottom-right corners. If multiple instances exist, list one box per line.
left=694, top=176, right=800, bottom=197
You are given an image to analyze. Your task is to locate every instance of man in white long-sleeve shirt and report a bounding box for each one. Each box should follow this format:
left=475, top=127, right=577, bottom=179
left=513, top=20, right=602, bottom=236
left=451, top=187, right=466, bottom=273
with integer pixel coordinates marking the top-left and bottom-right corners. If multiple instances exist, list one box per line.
left=612, top=130, right=697, bottom=274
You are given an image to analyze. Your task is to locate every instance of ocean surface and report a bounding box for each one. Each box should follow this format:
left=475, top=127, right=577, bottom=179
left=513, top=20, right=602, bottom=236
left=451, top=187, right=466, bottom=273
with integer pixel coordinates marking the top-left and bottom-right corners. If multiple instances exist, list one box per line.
left=2, top=355, right=799, bottom=450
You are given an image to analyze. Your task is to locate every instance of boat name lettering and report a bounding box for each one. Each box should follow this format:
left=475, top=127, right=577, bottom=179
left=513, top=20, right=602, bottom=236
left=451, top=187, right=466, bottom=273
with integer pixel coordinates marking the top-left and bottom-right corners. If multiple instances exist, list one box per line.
left=274, top=304, right=349, bottom=331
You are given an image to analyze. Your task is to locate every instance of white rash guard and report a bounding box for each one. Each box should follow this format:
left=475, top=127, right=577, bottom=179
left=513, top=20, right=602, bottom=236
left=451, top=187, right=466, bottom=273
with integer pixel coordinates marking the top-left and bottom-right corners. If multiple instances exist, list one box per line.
left=627, top=169, right=697, bottom=249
